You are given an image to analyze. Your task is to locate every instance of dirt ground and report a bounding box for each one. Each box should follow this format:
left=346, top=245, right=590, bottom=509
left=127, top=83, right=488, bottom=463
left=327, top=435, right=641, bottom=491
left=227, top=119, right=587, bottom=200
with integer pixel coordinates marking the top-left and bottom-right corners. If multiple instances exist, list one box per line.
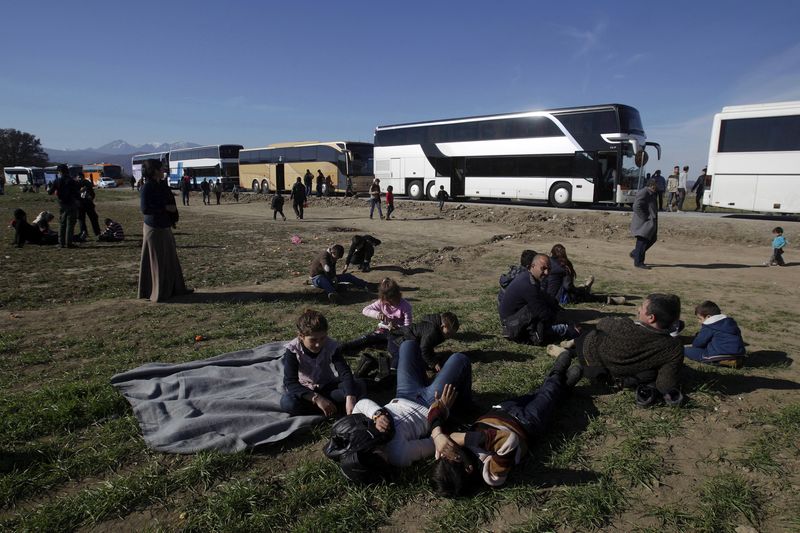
left=2, top=190, right=799, bottom=531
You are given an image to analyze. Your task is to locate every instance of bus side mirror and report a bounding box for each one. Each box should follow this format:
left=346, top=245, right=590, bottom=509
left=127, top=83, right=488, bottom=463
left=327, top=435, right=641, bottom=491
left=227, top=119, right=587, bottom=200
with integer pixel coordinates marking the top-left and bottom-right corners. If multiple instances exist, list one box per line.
left=634, top=150, right=649, bottom=167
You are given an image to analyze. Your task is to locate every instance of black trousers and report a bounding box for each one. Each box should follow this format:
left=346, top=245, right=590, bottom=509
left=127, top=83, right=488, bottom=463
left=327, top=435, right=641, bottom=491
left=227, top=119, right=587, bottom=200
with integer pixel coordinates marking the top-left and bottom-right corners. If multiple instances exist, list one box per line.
left=293, top=201, right=304, bottom=219
left=79, top=202, right=101, bottom=236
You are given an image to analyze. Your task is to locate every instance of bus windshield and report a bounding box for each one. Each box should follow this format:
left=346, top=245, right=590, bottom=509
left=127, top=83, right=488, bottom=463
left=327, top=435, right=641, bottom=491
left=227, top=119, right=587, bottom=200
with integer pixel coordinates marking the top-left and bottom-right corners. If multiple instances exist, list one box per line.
left=103, top=166, right=122, bottom=179
left=620, top=142, right=645, bottom=191
left=348, top=144, right=373, bottom=175
left=619, top=106, right=644, bottom=135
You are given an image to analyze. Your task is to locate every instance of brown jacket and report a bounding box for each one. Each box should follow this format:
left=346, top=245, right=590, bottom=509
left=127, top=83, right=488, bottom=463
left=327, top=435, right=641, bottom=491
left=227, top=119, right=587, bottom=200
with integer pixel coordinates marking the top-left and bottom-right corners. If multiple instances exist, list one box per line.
left=310, top=249, right=337, bottom=280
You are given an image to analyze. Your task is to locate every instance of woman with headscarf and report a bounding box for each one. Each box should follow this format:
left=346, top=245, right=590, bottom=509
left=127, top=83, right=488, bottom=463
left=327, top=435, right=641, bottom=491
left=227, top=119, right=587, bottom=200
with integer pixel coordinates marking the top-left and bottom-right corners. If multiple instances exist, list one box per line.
left=138, top=159, right=191, bottom=302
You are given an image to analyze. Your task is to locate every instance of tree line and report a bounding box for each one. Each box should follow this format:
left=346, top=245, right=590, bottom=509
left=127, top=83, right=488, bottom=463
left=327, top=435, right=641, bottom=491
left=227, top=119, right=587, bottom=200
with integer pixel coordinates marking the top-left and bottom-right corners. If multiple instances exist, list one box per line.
left=0, top=129, right=49, bottom=170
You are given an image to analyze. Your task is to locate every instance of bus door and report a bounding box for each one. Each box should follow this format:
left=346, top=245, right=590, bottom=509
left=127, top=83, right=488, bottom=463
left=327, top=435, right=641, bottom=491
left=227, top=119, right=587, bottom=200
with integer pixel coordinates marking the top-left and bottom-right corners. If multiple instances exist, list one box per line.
left=595, top=152, right=617, bottom=202
left=573, top=151, right=601, bottom=201
left=450, top=157, right=465, bottom=197
left=276, top=164, right=285, bottom=191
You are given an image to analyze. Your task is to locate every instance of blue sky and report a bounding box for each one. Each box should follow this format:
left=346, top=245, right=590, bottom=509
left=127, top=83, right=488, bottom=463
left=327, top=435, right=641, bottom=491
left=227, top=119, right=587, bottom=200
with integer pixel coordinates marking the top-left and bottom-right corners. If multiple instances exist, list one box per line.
left=2, top=0, right=800, bottom=178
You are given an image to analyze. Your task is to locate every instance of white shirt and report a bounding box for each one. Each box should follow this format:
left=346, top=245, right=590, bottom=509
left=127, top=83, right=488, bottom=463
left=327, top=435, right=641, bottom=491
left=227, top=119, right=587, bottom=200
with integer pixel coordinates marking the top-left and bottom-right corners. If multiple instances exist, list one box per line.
left=352, top=397, right=434, bottom=467
left=678, top=171, right=688, bottom=189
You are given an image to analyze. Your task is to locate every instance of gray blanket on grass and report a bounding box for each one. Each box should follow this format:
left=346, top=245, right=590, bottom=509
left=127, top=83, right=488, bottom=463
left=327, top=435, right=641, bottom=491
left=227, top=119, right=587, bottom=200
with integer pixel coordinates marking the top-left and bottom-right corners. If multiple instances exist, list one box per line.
left=111, top=341, right=323, bottom=453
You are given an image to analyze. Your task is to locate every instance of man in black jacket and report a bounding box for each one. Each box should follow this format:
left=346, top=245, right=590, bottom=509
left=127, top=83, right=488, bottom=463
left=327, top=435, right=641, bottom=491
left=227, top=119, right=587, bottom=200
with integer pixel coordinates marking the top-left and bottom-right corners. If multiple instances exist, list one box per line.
left=497, top=249, right=536, bottom=306
left=290, top=177, right=307, bottom=219
left=342, top=234, right=381, bottom=273
left=77, top=174, right=101, bottom=241
left=498, top=254, right=575, bottom=345
left=48, top=164, right=81, bottom=248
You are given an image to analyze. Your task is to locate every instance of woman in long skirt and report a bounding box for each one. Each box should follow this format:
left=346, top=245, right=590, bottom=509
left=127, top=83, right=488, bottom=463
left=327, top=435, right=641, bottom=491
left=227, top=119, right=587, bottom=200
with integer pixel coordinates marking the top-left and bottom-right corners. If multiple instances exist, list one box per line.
left=138, top=159, right=191, bottom=302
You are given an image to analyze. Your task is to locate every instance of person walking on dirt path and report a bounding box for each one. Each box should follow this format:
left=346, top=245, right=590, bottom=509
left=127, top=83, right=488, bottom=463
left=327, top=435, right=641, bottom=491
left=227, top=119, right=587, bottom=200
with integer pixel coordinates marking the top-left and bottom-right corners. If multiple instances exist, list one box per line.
left=180, top=173, right=191, bottom=206
left=316, top=170, right=325, bottom=197
left=369, top=178, right=384, bottom=220
left=130, top=175, right=136, bottom=190
left=304, top=169, right=314, bottom=196
left=436, top=185, right=449, bottom=211
left=212, top=179, right=222, bottom=205
left=630, top=178, right=659, bottom=269
left=272, top=190, right=287, bottom=221
left=385, top=185, right=395, bottom=220
left=677, top=166, right=689, bottom=211
left=290, top=176, right=307, bottom=219
left=200, top=179, right=211, bottom=205
left=653, top=170, right=666, bottom=211
left=691, top=168, right=707, bottom=212
left=666, top=166, right=679, bottom=212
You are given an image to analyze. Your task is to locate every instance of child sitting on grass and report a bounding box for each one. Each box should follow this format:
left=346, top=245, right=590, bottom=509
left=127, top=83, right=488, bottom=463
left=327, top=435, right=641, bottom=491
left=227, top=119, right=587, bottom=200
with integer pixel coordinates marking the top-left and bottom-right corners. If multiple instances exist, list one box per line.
left=281, top=309, right=365, bottom=417
left=388, top=312, right=459, bottom=372
left=684, top=300, right=746, bottom=368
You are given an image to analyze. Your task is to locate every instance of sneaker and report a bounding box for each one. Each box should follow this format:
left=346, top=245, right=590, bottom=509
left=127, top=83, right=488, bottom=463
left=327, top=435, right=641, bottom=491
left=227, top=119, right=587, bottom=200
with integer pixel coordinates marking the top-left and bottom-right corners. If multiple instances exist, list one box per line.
left=717, top=357, right=744, bottom=369
left=634, top=264, right=651, bottom=270
left=327, top=292, right=338, bottom=304
left=606, top=296, right=627, bottom=305
left=565, top=364, right=583, bottom=387
left=582, top=275, right=594, bottom=291
left=559, top=339, right=576, bottom=349
left=546, top=344, right=568, bottom=358
left=549, top=351, right=573, bottom=376
left=669, top=320, right=685, bottom=337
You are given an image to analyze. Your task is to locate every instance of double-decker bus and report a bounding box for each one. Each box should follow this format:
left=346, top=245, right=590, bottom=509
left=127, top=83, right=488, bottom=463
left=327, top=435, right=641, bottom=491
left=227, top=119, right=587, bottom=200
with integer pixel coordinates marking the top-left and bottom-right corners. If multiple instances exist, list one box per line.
left=704, top=101, right=800, bottom=213
left=3, top=166, right=45, bottom=187
left=168, top=144, right=242, bottom=190
left=238, top=141, right=374, bottom=194
left=132, top=151, right=169, bottom=182
left=373, top=104, right=660, bottom=207
left=83, top=163, right=123, bottom=185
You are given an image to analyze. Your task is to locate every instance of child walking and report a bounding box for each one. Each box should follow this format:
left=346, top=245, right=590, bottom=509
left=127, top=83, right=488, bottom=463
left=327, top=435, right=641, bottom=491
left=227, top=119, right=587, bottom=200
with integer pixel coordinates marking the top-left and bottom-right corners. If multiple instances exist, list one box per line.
left=272, top=191, right=287, bottom=221
left=385, top=185, right=395, bottom=220
left=281, top=309, right=365, bottom=416
left=436, top=185, right=449, bottom=211
left=684, top=300, right=746, bottom=367
left=767, top=226, right=786, bottom=266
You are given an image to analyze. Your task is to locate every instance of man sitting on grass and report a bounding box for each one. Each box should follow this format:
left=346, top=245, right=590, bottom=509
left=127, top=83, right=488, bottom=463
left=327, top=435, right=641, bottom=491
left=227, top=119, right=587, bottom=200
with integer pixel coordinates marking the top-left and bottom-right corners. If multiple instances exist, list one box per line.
left=310, top=244, right=371, bottom=304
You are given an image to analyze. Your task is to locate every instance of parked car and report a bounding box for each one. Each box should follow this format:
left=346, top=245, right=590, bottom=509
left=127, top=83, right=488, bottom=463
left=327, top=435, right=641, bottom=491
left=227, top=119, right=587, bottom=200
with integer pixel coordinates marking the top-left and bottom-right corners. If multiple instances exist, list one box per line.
left=97, top=177, right=118, bottom=188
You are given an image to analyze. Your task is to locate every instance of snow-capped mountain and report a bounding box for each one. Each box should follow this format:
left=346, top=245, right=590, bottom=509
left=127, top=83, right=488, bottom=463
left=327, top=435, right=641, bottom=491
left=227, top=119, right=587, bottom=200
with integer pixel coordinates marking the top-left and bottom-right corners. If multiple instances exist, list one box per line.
left=44, top=140, right=202, bottom=174
left=95, top=140, right=201, bottom=154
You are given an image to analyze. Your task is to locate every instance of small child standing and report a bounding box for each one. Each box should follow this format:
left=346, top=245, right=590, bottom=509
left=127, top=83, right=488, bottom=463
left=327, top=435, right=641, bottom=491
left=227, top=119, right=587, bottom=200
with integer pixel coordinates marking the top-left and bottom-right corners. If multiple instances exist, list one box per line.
left=272, top=191, right=286, bottom=221
left=281, top=309, right=365, bottom=416
left=436, top=185, right=449, bottom=211
left=385, top=185, right=395, bottom=220
left=684, top=300, right=746, bottom=367
left=767, top=226, right=786, bottom=266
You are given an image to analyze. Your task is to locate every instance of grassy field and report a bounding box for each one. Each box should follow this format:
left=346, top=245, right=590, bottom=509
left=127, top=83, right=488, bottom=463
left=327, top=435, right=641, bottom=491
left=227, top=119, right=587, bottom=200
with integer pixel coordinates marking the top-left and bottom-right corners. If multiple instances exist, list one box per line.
left=1, top=187, right=798, bottom=532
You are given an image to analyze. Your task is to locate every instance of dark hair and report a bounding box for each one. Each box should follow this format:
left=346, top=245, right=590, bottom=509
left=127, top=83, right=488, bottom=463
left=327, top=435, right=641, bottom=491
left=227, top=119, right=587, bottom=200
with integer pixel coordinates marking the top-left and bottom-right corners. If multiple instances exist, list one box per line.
left=104, top=218, right=113, bottom=225
left=56, top=164, right=69, bottom=177
left=695, top=300, right=721, bottom=317
left=645, top=293, right=681, bottom=330
left=296, top=309, right=328, bottom=335
left=683, top=166, right=689, bottom=171
left=550, top=244, right=576, bottom=278
left=141, top=159, right=163, bottom=181
left=773, top=227, right=783, bottom=234
left=433, top=452, right=481, bottom=497
left=330, top=244, right=344, bottom=257
left=378, top=278, right=402, bottom=302
left=13, top=208, right=26, bottom=220
left=441, top=312, right=459, bottom=332
left=387, top=185, right=393, bottom=191
left=519, top=249, right=537, bottom=268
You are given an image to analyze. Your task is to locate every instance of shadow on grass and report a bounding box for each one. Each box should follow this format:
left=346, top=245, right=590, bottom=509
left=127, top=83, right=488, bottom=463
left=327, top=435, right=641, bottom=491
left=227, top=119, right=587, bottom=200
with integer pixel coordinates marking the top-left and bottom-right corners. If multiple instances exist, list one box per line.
left=457, top=332, right=498, bottom=343
left=652, top=263, right=756, bottom=269
left=563, top=308, right=632, bottom=323
left=168, top=289, right=377, bottom=305
left=744, top=350, right=793, bottom=368
left=370, top=265, right=435, bottom=276
left=463, top=348, right=538, bottom=365
left=683, top=365, right=800, bottom=395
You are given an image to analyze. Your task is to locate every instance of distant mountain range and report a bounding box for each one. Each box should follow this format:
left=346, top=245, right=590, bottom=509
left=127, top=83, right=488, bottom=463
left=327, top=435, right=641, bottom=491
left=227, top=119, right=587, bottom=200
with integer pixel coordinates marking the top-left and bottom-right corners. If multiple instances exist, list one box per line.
left=44, top=140, right=201, bottom=174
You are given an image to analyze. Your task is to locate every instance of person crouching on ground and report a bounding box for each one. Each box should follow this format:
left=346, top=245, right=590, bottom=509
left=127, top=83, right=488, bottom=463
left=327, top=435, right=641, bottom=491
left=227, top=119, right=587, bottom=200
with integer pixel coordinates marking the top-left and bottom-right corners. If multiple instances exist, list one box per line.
left=342, top=234, right=381, bottom=273
left=432, top=351, right=582, bottom=496
left=310, top=244, right=371, bottom=303
left=499, top=254, right=579, bottom=346
left=574, top=293, right=684, bottom=405
left=684, top=300, right=746, bottom=368
left=281, top=309, right=366, bottom=417
left=98, top=218, right=124, bottom=242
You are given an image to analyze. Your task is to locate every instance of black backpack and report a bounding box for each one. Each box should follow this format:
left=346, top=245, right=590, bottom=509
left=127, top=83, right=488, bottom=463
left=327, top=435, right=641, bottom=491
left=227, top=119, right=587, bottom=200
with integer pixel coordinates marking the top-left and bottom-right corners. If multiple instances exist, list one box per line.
left=323, top=413, right=394, bottom=484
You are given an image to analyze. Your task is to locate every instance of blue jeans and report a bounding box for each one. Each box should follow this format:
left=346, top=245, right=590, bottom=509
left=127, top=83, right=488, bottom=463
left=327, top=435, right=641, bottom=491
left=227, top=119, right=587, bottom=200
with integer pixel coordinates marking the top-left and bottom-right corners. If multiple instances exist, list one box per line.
left=311, top=273, right=369, bottom=294
left=396, top=340, right=472, bottom=408
left=497, top=374, right=565, bottom=436
left=369, top=198, right=383, bottom=218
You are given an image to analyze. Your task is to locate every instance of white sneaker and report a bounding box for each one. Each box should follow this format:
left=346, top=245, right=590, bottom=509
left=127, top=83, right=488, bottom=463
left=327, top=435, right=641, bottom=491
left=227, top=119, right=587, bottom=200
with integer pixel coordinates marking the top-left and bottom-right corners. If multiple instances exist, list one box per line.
left=546, top=344, right=569, bottom=358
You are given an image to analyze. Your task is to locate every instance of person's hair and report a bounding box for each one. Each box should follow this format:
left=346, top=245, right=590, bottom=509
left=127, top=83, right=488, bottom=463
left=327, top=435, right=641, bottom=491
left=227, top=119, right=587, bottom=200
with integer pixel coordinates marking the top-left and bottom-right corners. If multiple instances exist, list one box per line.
left=330, top=244, right=344, bottom=257
left=104, top=218, right=113, bottom=226
left=773, top=226, right=783, bottom=234
left=440, top=312, right=459, bottom=332
left=683, top=166, right=689, bottom=171
left=296, top=176, right=302, bottom=182
left=644, top=293, right=681, bottom=329
left=532, top=253, right=550, bottom=268
left=56, top=164, right=69, bottom=177
left=695, top=300, right=721, bottom=317
left=433, top=452, right=481, bottom=497
left=440, top=185, right=444, bottom=189
left=142, top=159, right=163, bottom=181
left=646, top=178, right=657, bottom=188
left=296, top=309, right=328, bottom=335
left=654, top=169, right=661, bottom=176
left=378, top=278, right=402, bottom=303
left=520, top=249, right=537, bottom=268
left=387, top=185, right=393, bottom=191
left=550, top=244, right=576, bottom=278
left=13, top=208, right=26, bottom=221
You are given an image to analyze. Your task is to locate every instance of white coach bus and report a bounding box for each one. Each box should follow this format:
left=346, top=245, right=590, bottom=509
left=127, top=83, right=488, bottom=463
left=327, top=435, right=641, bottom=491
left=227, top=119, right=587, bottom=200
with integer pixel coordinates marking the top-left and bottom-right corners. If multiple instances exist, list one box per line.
left=704, top=101, right=800, bottom=213
left=3, top=166, right=45, bottom=187
left=167, top=144, right=242, bottom=190
left=373, top=103, right=660, bottom=207
left=132, top=151, right=169, bottom=182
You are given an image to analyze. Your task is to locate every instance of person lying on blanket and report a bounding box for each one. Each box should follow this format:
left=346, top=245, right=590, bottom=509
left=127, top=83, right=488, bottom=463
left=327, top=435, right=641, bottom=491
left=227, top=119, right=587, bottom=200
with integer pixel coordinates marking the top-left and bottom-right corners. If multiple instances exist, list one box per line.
left=281, top=309, right=366, bottom=417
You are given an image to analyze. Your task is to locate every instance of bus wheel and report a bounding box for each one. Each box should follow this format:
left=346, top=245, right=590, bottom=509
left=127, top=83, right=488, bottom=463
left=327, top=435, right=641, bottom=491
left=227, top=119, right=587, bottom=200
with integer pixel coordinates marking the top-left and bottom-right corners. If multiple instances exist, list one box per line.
left=261, top=180, right=269, bottom=194
left=408, top=180, right=424, bottom=200
left=549, top=182, right=573, bottom=208
left=426, top=181, right=437, bottom=201
left=252, top=180, right=260, bottom=193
